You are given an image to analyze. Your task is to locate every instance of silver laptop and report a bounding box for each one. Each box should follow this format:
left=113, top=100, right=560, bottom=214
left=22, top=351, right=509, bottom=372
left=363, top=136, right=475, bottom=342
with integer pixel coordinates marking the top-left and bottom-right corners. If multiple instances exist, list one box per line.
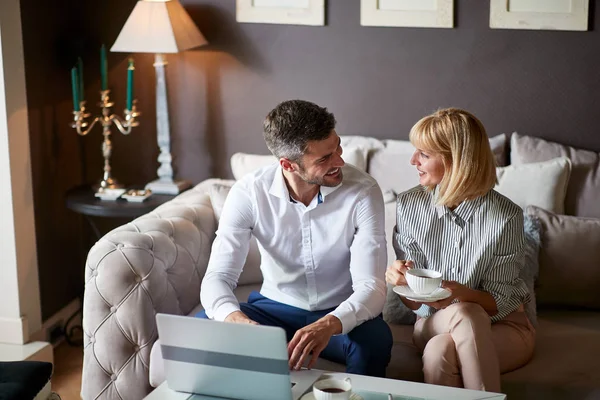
left=156, top=313, right=322, bottom=400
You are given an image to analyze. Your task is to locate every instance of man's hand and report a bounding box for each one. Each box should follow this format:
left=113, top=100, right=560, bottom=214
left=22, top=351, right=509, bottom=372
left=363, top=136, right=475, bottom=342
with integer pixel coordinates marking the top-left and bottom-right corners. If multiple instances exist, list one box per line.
left=385, top=260, right=414, bottom=286
left=287, top=315, right=342, bottom=371
left=224, top=311, right=259, bottom=325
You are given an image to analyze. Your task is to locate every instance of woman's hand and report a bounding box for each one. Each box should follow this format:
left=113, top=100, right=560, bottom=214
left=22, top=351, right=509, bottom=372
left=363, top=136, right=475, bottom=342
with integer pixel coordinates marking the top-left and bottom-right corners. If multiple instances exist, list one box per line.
left=423, top=280, right=469, bottom=310
left=385, top=260, right=414, bottom=286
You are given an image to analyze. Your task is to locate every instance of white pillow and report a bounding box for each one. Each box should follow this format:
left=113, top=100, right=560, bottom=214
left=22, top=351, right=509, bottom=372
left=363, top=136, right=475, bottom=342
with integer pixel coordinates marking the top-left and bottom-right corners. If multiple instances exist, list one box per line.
left=230, top=146, right=366, bottom=180
left=495, top=157, right=571, bottom=214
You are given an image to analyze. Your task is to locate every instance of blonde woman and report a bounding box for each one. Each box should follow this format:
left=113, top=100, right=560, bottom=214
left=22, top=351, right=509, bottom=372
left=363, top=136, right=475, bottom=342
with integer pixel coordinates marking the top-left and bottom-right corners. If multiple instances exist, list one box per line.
left=386, top=108, right=535, bottom=392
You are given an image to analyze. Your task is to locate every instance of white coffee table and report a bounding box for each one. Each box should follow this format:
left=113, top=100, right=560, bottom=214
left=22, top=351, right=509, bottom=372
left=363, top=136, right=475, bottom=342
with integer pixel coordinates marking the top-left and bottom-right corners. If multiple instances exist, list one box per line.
left=144, top=370, right=506, bottom=400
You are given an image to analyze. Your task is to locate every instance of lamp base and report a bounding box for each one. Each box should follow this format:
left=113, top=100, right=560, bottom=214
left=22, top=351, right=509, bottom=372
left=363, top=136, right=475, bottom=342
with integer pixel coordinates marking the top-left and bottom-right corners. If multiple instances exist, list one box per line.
left=145, top=179, right=191, bottom=195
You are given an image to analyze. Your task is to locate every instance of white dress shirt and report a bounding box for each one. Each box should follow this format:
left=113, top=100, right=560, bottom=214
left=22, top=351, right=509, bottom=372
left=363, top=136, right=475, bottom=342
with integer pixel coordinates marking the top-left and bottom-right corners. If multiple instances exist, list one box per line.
left=201, top=163, right=387, bottom=334
left=394, top=186, right=530, bottom=322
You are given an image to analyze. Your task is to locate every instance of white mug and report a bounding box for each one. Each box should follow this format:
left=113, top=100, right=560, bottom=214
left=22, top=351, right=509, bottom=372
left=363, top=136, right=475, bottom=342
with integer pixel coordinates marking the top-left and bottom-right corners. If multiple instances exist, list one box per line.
left=312, top=377, right=352, bottom=400
left=406, top=268, right=442, bottom=295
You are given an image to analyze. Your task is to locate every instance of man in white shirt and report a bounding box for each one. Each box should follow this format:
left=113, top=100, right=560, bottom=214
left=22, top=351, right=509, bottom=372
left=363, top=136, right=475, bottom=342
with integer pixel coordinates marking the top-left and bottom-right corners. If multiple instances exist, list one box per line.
left=199, top=100, right=392, bottom=377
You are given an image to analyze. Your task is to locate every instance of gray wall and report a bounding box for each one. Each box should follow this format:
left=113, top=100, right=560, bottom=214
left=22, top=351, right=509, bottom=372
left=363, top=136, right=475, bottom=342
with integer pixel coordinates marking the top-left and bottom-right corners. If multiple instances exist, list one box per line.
left=23, top=0, right=600, bottom=319
left=170, top=0, right=600, bottom=181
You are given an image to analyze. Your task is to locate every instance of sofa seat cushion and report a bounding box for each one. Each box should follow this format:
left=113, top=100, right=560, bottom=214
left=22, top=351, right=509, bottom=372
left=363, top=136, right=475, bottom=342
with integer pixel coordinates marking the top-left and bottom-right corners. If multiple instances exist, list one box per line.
left=501, top=310, right=600, bottom=400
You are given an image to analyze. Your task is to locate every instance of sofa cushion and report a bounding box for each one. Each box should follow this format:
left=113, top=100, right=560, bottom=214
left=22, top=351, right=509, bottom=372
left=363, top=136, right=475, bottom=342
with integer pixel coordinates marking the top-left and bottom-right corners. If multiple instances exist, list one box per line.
left=207, top=182, right=263, bottom=286
left=338, top=135, right=385, bottom=161
left=230, top=146, right=367, bottom=180
left=370, top=134, right=508, bottom=196
left=495, top=157, right=571, bottom=214
left=369, top=140, right=419, bottom=196
left=489, top=133, right=509, bottom=167
left=524, top=206, right=600, bottom=310
left=501, top=310, right=600, bottom=400
left=511, top=133, right=600, bottom=218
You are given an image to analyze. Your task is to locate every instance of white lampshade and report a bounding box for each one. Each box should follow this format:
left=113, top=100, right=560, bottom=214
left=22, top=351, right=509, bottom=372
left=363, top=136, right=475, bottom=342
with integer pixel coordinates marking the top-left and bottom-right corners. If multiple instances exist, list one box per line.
left=111, top=0, right=207, bottom=54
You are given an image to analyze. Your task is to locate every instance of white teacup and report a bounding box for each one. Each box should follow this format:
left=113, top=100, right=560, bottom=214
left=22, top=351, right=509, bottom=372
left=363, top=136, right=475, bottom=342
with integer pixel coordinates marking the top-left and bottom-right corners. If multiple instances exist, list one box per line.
left=313, top=377, right=352, bottom=400
left=406, top=269, right=442, bottom=295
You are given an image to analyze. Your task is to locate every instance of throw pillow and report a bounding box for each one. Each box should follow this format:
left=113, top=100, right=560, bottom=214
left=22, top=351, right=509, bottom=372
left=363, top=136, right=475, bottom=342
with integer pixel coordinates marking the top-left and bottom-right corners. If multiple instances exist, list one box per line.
left=495, top=157, right=571, bottom=214
left=489, top=133, right=509, bottom=167
left=340, top=135, right=385, bottom=162
left=369, top=140, right=420, bottom=196
left=230, top=146, right=367, bottom=180
left=525, top=205, right=600, bottom=310
left=511, top=133, right=600, bottom=218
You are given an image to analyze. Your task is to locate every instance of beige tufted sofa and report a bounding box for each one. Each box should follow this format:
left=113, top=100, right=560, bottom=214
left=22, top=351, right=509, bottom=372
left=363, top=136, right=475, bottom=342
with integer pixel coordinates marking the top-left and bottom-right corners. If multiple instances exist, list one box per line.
left=82, top=134, right=600, bottom=400
left=81, top=180, right=222, bottom=399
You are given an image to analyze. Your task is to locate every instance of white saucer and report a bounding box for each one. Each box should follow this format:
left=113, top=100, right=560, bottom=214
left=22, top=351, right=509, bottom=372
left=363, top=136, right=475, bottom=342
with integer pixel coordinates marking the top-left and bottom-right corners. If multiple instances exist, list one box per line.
left=393, top=285, right=452, bottom=302
left=300, top=392, right=363, bottom=400
left=94, top=188, right=126, bottom=201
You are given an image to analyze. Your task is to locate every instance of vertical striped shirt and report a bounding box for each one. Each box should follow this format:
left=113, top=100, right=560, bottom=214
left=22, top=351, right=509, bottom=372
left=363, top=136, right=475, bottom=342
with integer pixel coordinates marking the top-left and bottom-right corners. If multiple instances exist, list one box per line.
left=393, top=186, right=530, bottom=322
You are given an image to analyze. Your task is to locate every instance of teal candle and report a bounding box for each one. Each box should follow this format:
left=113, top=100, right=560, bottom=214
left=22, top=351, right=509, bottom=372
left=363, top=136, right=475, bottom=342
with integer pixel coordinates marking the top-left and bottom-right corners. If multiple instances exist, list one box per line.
left=77, top=57, right=84, bottom=102
left=126, top=58, right=134, bottom=110
left=100, top=44, right=108, bottom=91
left=71, top=67, right=80, bottom=111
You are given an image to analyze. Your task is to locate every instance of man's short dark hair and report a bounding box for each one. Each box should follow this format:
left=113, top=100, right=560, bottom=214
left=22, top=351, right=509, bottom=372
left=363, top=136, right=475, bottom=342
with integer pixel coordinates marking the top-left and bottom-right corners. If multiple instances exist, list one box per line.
left=263, top=100, right=336, bottom=163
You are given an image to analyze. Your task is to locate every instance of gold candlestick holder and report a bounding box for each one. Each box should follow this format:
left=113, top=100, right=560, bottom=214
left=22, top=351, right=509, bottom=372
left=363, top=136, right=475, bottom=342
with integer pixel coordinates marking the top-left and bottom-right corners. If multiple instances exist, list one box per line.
left=72, top=90, right=140, bottom=191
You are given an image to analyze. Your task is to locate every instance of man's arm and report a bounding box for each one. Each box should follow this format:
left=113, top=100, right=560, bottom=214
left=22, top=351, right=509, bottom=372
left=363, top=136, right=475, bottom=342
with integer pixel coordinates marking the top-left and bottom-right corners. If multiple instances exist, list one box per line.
left=200, top=182, right=255, bottom=322
left=328, top=183, right=388, bottom=334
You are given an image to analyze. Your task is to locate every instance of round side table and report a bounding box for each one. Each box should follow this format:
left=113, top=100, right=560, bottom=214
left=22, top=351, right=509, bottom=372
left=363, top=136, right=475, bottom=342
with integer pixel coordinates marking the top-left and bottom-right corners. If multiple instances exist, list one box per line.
left=66, top=185, right=179, bottom=239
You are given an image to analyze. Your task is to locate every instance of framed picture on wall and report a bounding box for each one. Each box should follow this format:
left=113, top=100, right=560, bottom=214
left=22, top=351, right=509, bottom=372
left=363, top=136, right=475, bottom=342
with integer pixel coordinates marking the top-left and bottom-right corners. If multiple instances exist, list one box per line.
left=360, top=0, right=454, bottom=28
left=236, top=0, right=325, bottom=26
left=490, top=0, right=589, bottom=31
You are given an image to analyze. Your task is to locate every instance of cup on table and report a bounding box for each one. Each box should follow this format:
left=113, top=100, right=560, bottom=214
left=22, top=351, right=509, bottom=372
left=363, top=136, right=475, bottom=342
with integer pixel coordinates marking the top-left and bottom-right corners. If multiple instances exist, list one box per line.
left=313, top=377, right=353, bottom=400
left=405, top=269, right=442, bottom=295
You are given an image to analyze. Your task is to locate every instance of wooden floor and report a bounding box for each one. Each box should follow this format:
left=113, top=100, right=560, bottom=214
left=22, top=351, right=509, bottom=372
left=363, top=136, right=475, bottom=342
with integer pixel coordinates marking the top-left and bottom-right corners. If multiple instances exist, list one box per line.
left=52, top=342, right=83, bottom=400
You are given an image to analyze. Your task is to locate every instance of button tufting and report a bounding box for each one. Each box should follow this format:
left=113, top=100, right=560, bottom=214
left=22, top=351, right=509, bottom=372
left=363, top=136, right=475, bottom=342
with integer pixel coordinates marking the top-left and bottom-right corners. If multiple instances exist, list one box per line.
left=117, top=243, right=124, bottom=249
left=133, top=345, right=140, bottom=352
left=90, top=336, right=96, bottom=344
left=111, top=374, right=117, bottom=381
left=110, top=306, right=117, bottom=313
left=135, top=276, right=142, bottom=283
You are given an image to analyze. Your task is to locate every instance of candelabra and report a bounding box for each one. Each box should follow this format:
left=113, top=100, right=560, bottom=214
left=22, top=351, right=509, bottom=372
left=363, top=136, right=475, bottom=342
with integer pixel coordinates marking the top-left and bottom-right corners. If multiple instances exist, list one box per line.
left=71, top=90, right=140, bottom=190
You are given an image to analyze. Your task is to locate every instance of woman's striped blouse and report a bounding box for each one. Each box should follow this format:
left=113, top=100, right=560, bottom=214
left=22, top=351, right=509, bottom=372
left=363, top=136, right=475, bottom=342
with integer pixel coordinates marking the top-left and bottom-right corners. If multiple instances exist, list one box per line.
left=393, top=185, right=530, bottom=323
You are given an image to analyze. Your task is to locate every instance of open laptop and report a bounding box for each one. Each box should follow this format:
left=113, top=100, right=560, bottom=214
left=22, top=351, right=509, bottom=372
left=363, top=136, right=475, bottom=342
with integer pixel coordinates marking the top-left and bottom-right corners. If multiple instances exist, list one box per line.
left=156, top=313, right=323, bottom=400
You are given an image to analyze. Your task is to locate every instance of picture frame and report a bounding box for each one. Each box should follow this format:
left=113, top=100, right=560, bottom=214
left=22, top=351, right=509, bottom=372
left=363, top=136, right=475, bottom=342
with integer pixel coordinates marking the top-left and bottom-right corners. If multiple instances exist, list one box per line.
left=360, top=0, right=454, bottom=28
left=490, top=0, right=589, bottom=31
left=236, top=0, right=325, bottom=26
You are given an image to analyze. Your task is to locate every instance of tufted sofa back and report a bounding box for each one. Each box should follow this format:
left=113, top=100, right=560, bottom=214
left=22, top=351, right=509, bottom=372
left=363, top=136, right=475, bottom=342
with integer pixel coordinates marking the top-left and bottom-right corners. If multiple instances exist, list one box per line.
left=81, top=180, right=227, bottom=400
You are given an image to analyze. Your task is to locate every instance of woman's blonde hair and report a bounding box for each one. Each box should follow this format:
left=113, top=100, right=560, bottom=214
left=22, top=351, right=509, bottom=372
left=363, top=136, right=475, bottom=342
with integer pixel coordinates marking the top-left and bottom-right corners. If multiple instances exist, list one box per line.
left=409, top=108, right=496, bottom=207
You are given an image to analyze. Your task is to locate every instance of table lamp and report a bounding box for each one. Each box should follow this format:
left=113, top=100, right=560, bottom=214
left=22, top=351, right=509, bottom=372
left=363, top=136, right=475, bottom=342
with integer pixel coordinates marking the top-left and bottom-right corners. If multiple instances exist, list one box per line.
left=111, top=0, right=207, bottom=194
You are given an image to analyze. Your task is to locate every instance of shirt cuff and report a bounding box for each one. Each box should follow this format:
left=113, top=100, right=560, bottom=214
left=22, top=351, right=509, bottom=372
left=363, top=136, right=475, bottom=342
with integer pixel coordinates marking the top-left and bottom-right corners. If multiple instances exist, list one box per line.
left=327, top=309, right=357, bottom=335
left=212, top=302, right=241, bottom=322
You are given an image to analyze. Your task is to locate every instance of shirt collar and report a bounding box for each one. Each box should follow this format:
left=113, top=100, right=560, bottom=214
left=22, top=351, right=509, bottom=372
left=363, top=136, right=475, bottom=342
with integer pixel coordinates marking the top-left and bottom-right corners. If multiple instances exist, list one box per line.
left=433, top=186, right=484, bottom=222
left=268, top=166, right=342, bottom=205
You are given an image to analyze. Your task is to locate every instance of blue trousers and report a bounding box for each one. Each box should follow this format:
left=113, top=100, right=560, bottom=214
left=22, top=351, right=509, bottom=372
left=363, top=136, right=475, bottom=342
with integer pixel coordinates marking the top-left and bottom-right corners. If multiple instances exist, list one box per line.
left=196, top=291, right=393, bottom=377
